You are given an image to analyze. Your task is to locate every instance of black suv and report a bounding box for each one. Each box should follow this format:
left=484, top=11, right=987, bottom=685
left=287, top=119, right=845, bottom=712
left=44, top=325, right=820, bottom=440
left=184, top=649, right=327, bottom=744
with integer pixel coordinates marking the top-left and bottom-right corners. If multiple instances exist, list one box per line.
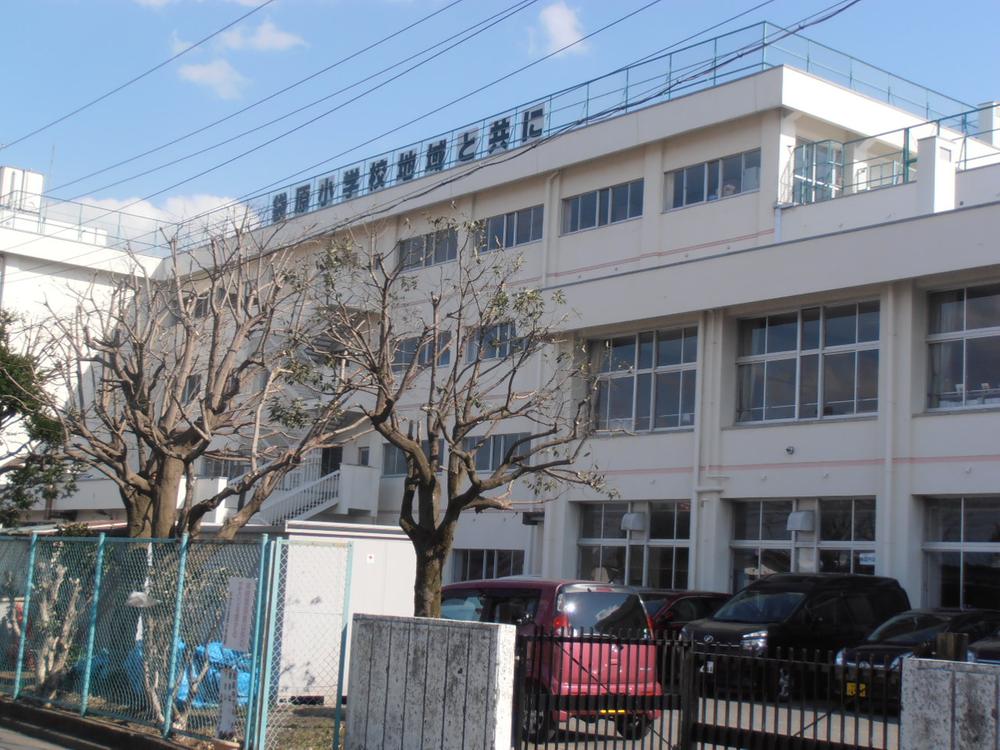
left=680, top=574, right=910, bottom=658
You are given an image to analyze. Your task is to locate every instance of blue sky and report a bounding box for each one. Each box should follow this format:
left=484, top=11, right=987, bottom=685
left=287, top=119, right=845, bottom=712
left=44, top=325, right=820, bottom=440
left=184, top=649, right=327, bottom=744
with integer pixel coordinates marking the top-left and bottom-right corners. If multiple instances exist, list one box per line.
left=2, top=0, right=998, bottom=229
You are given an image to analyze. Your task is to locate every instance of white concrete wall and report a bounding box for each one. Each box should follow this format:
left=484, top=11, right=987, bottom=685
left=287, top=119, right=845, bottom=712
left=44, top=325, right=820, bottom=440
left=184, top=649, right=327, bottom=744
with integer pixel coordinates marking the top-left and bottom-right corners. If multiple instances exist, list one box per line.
left=902, top=658, right=1000, bottom=750
left=346, top=614, right=515, bottom=750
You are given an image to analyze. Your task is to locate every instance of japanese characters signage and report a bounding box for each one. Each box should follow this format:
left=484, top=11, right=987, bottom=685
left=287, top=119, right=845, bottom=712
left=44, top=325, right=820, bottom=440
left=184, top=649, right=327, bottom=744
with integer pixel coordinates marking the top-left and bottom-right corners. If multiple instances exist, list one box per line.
left=267, top=102, right=547, bottom=224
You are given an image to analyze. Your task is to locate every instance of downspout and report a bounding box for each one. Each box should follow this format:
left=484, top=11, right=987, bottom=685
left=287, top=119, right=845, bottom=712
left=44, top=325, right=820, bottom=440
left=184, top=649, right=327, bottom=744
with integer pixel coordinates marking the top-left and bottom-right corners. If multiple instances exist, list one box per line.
left=688, top=310, right=708, bottom=587
left=880, top=285, right=896, bottom=579
left=541, top=170, right=560, bottom=287
left=0, top=253, right=6, bottom=309
left=773, top=204, right=783, bottom=244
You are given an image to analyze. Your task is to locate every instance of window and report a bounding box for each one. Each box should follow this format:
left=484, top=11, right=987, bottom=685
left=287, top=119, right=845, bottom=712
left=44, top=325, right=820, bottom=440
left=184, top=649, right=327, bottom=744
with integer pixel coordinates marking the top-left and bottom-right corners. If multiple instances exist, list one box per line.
left=382, top=440, right=445, bottom=476
left=357, top=446, right=370, bottom=466
left=591, top=327, right=698, bottom=431
left=452, top=548, right=525, bottom=582
left=398, top=227, right=458, bottom=271
left=731, top=498, right=876, bottom=592
left=578, top=501, right=690, bottom=588
left=562, top=179, right=643, bottom=234
left=467, top=322, right=518, bottom=361
left=201, top=454, right=247, bottom=479
left=182, top=374, right=202, bottom=403
left=736, top=302, right=879, bottom=422
left=792, top=140, right=844, bottom=204
left=667, top=149, right=761, bottom=209
left=478, top=205, right=543, bottom=252
left=464, top=433, right=531, bottom=472
left=925, top=496, right=1000, bottom=609
left=392, top=332, right=451, bottom=373
left=817, top=498, right=876, bottom=575
left=927, top=283, right=1000, bottom=408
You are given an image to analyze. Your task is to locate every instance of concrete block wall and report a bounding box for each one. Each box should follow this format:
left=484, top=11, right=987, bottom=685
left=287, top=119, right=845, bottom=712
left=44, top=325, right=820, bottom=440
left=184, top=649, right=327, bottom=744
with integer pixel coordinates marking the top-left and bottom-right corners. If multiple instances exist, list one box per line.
left=902, top=658, right=1000, bottom=750
left=345, top=614, right=516, bottom=750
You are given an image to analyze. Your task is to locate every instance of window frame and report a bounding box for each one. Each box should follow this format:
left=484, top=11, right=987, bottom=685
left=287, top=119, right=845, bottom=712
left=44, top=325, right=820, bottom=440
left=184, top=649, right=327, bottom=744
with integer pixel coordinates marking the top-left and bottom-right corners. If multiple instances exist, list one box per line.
left=577, top=500, right=691, bottom=589
left=382, top=440, right=445, bottom=477
left=463, top=432, right=532, bottom=473
left=665, top=148, right=762, bottom=210
left=467, top=322, right=518, bottom=362
left=398, top=227, right=459, bottom=271
left=590, top=327, right=698, bottom=433
left=735, top=301, right=880, bottom=424
left=926, top=283, right=1000, bottom=411
left=561, top=179, right=644, bottom=235
left=452, top=548, right=526, bottom=582
left=478, top=205, right=544, bottom=252
left=923, top=496, right=1000, bottom=609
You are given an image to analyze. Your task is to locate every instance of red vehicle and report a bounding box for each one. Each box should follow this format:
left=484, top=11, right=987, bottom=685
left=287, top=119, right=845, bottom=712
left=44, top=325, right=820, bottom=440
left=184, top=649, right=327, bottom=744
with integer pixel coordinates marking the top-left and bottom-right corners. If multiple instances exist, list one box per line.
left=637, top=589, right=730, bottom=637
left=441, top=577, right=662, bottom=741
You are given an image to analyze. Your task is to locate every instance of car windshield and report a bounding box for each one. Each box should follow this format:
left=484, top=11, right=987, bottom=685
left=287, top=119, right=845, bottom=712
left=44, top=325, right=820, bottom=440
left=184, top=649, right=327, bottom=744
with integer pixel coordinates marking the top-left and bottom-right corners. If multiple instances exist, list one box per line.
left=641, top=597, right=668, bottom=616
left=440, top=591, right=486, bottom=622
left=712, top=590, right=805, bottom=624
left=559, top=591, right=649, bottom=635
left=867, top=612, right=952, bottom=644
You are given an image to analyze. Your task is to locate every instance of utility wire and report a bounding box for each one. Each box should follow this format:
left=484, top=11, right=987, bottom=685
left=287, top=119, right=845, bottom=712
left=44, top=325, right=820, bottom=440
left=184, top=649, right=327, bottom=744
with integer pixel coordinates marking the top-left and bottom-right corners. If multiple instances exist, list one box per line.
left=47, top=0, right=469, bottom=196
left=0, top=0, right=277, bottom=152
left=0, top=0, right=862, bottom=284
left=61, top=0, right=539, bottom=201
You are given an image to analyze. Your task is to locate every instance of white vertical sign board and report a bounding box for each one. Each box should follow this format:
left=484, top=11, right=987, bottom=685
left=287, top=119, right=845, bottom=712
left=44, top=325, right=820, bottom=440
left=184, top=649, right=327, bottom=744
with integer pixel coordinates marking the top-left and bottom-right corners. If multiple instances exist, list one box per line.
left=222, top=577, right=256, bottom=652
left=217, top=667, right=238, bottom=737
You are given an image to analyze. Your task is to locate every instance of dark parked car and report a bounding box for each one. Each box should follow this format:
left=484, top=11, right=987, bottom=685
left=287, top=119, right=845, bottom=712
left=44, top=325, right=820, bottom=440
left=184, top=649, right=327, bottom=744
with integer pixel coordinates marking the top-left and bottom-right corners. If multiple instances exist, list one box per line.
left=637, top=589, right=729, bottom=637
left=441, top=577, right=662, bottom=741
left=969, top=632, right=1000, bottom=664
left=680, top=574, right=910, bottom=657
left=836, top=608, right=1000, bottom=700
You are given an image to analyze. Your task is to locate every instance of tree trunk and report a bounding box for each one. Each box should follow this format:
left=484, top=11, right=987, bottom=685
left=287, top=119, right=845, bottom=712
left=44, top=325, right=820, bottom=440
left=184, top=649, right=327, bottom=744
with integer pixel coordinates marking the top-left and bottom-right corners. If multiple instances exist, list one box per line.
left=152, top=456, right=183, bottom=538
left=413, top=543, right=447, bottom=618
left=125, top=491, right=153, bottom=538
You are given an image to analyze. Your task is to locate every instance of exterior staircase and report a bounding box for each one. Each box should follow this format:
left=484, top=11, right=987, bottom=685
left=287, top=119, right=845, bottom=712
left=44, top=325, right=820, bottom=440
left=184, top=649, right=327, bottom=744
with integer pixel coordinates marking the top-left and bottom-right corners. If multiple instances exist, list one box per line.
left=253, top=456, right=380, bottom=525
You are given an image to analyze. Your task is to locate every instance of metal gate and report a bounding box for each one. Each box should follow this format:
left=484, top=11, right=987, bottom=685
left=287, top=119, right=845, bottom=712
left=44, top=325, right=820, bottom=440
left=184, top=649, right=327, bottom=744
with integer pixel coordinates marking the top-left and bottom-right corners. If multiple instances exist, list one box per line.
left=513, top=631, right=901, bottom=750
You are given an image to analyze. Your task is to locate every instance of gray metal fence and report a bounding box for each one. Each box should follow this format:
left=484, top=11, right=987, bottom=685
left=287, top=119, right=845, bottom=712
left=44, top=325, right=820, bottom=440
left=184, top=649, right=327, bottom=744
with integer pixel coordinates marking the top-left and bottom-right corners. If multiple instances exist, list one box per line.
left=0, top=534, right=352, bottom=750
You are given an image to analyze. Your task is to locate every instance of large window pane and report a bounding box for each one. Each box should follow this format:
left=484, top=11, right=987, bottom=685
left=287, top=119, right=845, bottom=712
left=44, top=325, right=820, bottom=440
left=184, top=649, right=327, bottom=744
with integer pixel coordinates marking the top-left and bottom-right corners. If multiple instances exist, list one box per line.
left=799, top=354, right=819, bottom=418
left=580, top=505, right=604, bottom=538
left=767, top=313, right=798, bottom=353
left=966, top=283, right=1000, bottom=330
left=674, top=547, right=690, bottom=589
left=854, top=498, right=876, bottom=541
left=637, top=332, right=654, bottom=369
left=964, top=498, right=1000, bottom=543
left=740, top=318, right=767, bottom=356
left=609, top=336, right=636, bottom=372
left=764, top=358, right=796, bottom=420
left=929, top=289, right=964, bottom=333
left=647, top=547, right=675, bottom=589
left=706, top=160, right=721, bottom=201
left=597, top=188, right=610, bottom=226
left=925, top=551, right=961, bottom=607
left=820, top=498, right=853, bottom=541
left=671, top=171, right=684, bottom=209
left=682, top=327, right=698, bottom=363
left=925, top=499, right=962, bottom=542
left=761, top=501, right=793, bottom=540
left=684, top=164, right=705, bottom=205
left=721, top=155, right=742, bottom=197
left=760, top=548, right=792, bottom=576
left=819, top=549, right=851, bottom=573
left=737, top=363, right=765, bottom=422
left=858, top=301, right=880, bottom=342
left=650, top=503, right=676, bottom=539
left=676, top=503, right=691, bottom=539
left=515, top=208, right=533, bottom=245
left=680, top=370, right=696, bottom=426
left=801, top=307, right=821, bottom=350
left=657, top=329, right=683, bottom=366
left=601, top=503, right=628, bottom=539
left=654, top=372, right=681, bottom=429
left=579, top=190, right=597, bottom=230
left=628, top=179, right=644, bottom=218
left=824, top=304, right=858, bottom=347
left=742, top=149, right=761, bottom=191
left=964, top=552, right=1000, bottom=609
left=929, top=339, right=965, bottom=408
left=965, top=336, right=1000, bottom=404
left=628, top=545, right=645, bottom=586
left=857, top=349, right=879, bottom=413
left=733, top=502, right=761, bottom=540
left=611, top=183, right=630, bottom=222
left=634, top=372, right=652, bottom=431
left=608, top=378, right=634, bottom=429
left=823, top=352, right=856, bottom=416
left=579, top=545, right=602, bottom=579
left=732, top=548, right=759, bottom=592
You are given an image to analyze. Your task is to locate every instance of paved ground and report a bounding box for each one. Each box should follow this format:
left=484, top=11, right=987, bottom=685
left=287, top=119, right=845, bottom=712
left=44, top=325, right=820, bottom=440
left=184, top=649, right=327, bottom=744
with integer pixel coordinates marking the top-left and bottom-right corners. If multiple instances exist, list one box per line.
left=0, top=727, right=67, bottom=750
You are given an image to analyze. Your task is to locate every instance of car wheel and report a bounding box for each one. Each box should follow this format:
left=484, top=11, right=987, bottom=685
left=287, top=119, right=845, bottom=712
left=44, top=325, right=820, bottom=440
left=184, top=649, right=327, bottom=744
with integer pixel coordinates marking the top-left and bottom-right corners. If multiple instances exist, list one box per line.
left=521, top=683, right=554, bottom=743
left=615, top=714, right=652, bottom=740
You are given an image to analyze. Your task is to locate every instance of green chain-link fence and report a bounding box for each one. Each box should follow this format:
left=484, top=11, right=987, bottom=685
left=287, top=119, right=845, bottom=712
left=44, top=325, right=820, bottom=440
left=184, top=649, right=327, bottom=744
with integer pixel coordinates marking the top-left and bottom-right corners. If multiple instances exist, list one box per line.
left=0, top=534, right=353, bottom=750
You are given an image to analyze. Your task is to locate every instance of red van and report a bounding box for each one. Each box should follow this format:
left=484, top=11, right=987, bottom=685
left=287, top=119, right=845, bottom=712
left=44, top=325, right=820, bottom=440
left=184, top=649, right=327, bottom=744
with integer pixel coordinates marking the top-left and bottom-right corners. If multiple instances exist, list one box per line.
left=441, top=577, right=662, bottom=740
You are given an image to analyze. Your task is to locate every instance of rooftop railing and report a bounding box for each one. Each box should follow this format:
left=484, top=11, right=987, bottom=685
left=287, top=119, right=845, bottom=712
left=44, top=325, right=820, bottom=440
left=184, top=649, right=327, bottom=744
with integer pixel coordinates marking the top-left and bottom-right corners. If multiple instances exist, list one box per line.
left=16, top=21, right=977, bottom=257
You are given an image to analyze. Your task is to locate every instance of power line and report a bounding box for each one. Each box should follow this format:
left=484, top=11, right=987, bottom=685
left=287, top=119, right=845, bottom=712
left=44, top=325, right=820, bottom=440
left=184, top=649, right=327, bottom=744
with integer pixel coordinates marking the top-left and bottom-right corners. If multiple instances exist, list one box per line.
left=60, top=0, right=540, bottom=201
left=0, top=0, right=862, bottom=284
left=0, top=0, right=277, bottom=152
left=47, top=0, right=469, bottom=196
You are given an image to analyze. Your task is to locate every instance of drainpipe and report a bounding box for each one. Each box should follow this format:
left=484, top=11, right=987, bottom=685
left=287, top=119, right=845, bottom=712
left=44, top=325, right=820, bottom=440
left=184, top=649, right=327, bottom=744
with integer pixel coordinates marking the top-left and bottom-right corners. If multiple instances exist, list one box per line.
left=0, top=254, right=6, bottom=309
left=541, top=171, right=560, bottom=287
left=773, top=204, right=783, bottom=244
left=688, top=310, right=708, bottom=587
left=880, top=285, right=896, bottom=579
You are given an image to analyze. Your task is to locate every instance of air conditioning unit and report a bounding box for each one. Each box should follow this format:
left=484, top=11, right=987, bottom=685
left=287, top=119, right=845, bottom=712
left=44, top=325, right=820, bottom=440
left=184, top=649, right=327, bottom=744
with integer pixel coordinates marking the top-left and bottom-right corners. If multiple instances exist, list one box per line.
left=787, top=510, right=815, bottom=532
left=620, top=512, right=647, bottom=532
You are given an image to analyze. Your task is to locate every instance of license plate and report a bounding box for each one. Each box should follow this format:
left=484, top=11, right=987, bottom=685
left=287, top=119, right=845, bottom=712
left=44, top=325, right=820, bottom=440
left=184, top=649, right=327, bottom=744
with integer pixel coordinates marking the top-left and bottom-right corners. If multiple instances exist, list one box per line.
left=846, top=681, right=868, bottom=698
left=700, top=660, right=715, bottom=675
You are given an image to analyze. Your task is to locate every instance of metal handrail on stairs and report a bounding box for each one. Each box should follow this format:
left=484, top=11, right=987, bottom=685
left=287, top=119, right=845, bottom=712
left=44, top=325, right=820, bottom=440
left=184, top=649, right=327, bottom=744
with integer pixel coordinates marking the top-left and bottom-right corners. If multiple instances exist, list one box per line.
left=259, top=469, right=341, bottom=524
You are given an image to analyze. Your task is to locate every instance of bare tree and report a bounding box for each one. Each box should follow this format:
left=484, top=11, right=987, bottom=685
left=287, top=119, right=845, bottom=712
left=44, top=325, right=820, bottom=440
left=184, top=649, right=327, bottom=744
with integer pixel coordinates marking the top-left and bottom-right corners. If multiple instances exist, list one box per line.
left=317, top=217, right=605, bottom=616
left=37, top=223, right=363, bottom=538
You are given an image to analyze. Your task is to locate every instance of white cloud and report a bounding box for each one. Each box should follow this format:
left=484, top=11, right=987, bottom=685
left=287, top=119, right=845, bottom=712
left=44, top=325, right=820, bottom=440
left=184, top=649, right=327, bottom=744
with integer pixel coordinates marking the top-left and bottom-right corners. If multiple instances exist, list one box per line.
left=169, top=30, right=193, bottom=55
left=80, top=194, right=254, bottom=252
left=538, top=2, right=587, bottom=55
left=178, top=58, right=249, bottom=99
left=220, top=20, right=306, bottom=52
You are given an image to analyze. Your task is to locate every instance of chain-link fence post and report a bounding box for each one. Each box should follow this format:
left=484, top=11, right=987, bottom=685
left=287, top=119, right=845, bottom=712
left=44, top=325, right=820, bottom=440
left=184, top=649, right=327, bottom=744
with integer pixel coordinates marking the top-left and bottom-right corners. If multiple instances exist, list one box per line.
left=79, top=533, right=106, bottom=716
left=12, top=533, right=38, bottom=700
left=254, top=538, right=284, bottom=748
left=244, top=534, right=270, bottom=750
left=161, top=534, right=189, bottom=737
left=331, top=543, right=353, bottom=750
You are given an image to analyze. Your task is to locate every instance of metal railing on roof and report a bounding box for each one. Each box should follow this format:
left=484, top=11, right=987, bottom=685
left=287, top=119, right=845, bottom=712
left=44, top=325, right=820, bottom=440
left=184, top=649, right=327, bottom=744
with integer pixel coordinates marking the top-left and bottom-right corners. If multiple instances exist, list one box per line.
left=24, top=21, right=976, bottom=257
